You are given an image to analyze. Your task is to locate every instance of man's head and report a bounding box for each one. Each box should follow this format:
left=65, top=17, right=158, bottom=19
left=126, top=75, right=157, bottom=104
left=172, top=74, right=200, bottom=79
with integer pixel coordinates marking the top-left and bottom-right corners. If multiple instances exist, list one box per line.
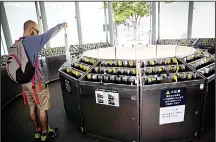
left=23, top=20, right=39, bottom=37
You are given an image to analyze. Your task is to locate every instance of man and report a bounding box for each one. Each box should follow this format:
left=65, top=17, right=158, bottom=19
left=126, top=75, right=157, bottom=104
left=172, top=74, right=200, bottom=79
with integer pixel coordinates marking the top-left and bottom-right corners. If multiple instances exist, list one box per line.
left=21, top=20, right=67, bottom=141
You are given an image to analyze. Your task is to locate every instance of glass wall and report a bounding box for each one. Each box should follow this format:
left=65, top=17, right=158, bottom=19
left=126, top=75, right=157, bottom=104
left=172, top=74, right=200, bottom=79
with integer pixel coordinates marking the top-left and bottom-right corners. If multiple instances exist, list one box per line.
left=192, top=2, right=215, bottom=38
left=45, top=2, right=79, bottom=47
left=79, top=2, right=106, bottom=44
left=111, top=2, right=151, bottom=46
left=4, top=2, right=38, bottom=43
left=159, top=2, right=189, bottom=39
left=1, top=26, right=8, bottom=55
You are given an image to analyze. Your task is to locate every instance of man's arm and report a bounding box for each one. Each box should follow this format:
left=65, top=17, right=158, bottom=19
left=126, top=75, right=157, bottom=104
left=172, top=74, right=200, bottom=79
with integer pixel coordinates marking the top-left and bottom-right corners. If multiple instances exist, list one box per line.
left=23, top=23, right=66, bottom=56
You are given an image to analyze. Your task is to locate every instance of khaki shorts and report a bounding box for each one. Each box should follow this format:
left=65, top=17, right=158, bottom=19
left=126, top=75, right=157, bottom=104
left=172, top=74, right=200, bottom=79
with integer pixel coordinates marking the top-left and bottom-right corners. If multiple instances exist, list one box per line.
left=22, top=82, right=51, bottom=111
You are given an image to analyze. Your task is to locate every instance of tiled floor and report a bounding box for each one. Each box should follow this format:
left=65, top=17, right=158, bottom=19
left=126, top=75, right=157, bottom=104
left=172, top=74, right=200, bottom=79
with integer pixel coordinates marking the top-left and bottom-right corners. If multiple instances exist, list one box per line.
left=1, top=81, right=215, bottom=142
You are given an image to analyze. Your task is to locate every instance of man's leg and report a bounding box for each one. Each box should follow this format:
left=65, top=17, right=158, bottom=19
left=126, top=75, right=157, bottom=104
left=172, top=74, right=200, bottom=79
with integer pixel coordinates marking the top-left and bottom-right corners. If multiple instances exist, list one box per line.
left=40, top=110, right=48, bottom=134
left=23, top=83, right=42, bottom=139
left=29, top=105, right=41, bottom=139
left=29, top=105, right=41, bottom=132
left=36, top=83, right=59, bottom=141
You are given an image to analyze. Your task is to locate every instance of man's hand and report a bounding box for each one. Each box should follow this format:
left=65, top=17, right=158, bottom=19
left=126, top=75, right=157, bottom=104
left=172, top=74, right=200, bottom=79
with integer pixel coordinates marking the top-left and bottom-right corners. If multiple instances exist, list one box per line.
left=62, top=22, right=68, bottom=28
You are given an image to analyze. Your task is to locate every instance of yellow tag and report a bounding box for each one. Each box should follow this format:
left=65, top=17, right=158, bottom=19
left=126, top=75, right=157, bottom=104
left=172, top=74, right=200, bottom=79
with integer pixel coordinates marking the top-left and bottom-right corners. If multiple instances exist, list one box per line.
left=85, top=66, right=89, bottom=71
left=203, top=39, right=208, bottom=43
left=173, top=58, right=178, bottom=63
left=113, top=68, right=117, bottom=73
left=129, top=61, right=133, bottom=66
left=159, top=67, right=162, bottom=72
left=109, top=61, right=113, bottom=65
left=80, top=64, right=83, bottom=69
left=75, top=71, right=79, bottom=76
left=151, top=61, right=155, bottom=65
left=72, top=70, right=75, bottom=74
left=167, top=59, right=171, bottom=64
left=95, top=67, right=99, bottom=72
left=173, top=75, right=178, bottom=81
left=87, top=74, right=91, bottom=79
left=108, top=68, right=112, bottom=73
left=176, top=66, right=179, bottom=71
left=74, top=63, right=78, bottom=67
left=132, top=69, right=136, bottom=74
left=190, top=55, right=194, bottom=60
left=118, top=61, right=122, bottom=66
left=183, top=73, right=186, bottom=79
left=91, top=60, right=95, bottom=64
left=66, top=68, right=70, bottom=73
left=197, top=53, right=201, bottom=57
left=148, top=77, right=152, bottom=82
left=149, top=68, right=153, bottom=73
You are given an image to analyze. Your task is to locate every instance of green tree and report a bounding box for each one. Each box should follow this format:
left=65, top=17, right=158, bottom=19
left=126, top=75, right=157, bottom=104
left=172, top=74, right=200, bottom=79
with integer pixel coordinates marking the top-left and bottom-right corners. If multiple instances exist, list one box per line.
left=105, top=2, right=150, bottom=40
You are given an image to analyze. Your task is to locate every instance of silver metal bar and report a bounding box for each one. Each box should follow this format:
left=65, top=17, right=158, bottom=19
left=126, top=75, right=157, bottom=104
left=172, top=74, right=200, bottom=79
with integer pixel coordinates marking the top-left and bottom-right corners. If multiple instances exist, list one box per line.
left=35, top=2, right=44, bottom=34
left=108, top=2, right=114, bottom=46
left=39, top=2, right=50, bottom=48
left=149, top=2, right=152, bottom=45
left=157, top=2, right=160, bottom=40
left=151, top=2, right=157, bottom=45
left=75, top=2, right=83, bottom=45
left=1, top=2, right=12, bottom=50
left=1, top=38, right=7, bottom=55
left=104, top=2, right=109, bottom=43
left=187, top=2, right=194, bottom=39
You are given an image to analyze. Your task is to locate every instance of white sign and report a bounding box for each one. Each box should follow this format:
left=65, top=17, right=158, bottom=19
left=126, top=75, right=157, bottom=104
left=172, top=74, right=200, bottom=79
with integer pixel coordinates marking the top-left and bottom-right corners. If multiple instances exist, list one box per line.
left=159, top=105, right=185, bottom=125
left=159, top=88, right=186, bottom=125
left=95, top=89, right=119, bottom=107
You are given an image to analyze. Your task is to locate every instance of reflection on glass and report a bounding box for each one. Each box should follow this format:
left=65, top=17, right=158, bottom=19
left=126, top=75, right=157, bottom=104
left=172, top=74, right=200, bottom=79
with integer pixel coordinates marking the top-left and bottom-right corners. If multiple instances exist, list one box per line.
left=159, top=2, right=189, bottom=39
left=111, top=2, right=151, bottom=46
left=4, top=2, right=38, bottom=42
left=79, top=2, right=106, bottom=44
left=192, top=2, right=215, bottom=38
left=1, top=26, right=8, bottom=55
left=45, top=2, right=79, bottom=47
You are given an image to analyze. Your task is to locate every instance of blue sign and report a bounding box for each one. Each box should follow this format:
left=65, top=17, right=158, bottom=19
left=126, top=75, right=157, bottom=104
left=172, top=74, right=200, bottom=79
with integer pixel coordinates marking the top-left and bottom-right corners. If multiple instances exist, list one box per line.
left=160, top=88, right=186, bottom=108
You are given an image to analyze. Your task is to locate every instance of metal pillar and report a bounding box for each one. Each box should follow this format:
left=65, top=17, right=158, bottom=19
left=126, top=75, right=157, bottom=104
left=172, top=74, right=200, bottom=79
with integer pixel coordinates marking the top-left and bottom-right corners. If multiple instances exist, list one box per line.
left=104, top=2, right=109, bottom=43
left=75, top=2, right=83, bottom=45
left=187, top=2, right=194, bottom=39
left=149, top=2, right=152, bottom=45
left=39, top=2, right=50, bottom=48
left=35, top=2, right=44, bottom=34
left=1, top=38, right=7, bottom=55
left=1, top=2, right=12, bottom=49
left=151, top=2, right=157, bottom=45
left=157, top=2, right=160, bottom=40
left=108, top=2, right=114, bottom=46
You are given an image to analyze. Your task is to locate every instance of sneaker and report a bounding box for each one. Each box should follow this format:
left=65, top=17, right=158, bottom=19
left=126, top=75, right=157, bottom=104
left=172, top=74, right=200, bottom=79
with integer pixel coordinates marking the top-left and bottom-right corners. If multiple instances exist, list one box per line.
left=41, top=127, right=59, bottom=141
left=34, top=131, right=41, bottom=139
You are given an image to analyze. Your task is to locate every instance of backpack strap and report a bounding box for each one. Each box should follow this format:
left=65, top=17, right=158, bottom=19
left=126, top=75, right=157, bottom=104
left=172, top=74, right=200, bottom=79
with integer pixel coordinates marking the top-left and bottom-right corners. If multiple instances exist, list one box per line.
left=22, top=88, right=27, bottom=105
left=35, top=59, right=43, bottom=92
left=22, top=59, right=43, bottom=105
left=32, top=75, right=40, bottom=105
left=31, top=59, right=43, bottom=105
left=15, top=37, right=24, bottom=43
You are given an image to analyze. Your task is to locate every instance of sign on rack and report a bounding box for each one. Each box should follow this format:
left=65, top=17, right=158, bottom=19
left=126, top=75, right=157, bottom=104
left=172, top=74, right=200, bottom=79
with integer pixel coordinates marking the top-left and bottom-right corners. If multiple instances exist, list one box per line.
left=64, top=79, right=72, bottom=93
left=95, top=88, right=119, bottom=107
left=159, top=88, right=186, bottom=125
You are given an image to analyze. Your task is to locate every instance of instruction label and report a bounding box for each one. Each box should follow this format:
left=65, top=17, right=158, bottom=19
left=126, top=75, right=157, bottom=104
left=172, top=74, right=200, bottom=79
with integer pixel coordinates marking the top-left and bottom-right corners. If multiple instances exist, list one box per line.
left=95, top=88, right=119, bottom=107
left=64, top=79, right=71, bottom=93
left=159, top=88, right=186, bottom=125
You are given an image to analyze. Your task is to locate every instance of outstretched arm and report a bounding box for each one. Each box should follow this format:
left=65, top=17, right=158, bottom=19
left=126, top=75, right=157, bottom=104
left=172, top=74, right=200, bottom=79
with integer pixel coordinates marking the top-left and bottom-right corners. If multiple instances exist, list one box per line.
left=23, top=23, right=67, bottom=56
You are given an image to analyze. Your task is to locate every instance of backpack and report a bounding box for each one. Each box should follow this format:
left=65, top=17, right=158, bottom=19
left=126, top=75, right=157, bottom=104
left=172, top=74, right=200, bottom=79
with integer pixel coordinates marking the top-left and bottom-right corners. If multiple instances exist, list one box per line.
left=6, top=37, right=42, bottom=105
